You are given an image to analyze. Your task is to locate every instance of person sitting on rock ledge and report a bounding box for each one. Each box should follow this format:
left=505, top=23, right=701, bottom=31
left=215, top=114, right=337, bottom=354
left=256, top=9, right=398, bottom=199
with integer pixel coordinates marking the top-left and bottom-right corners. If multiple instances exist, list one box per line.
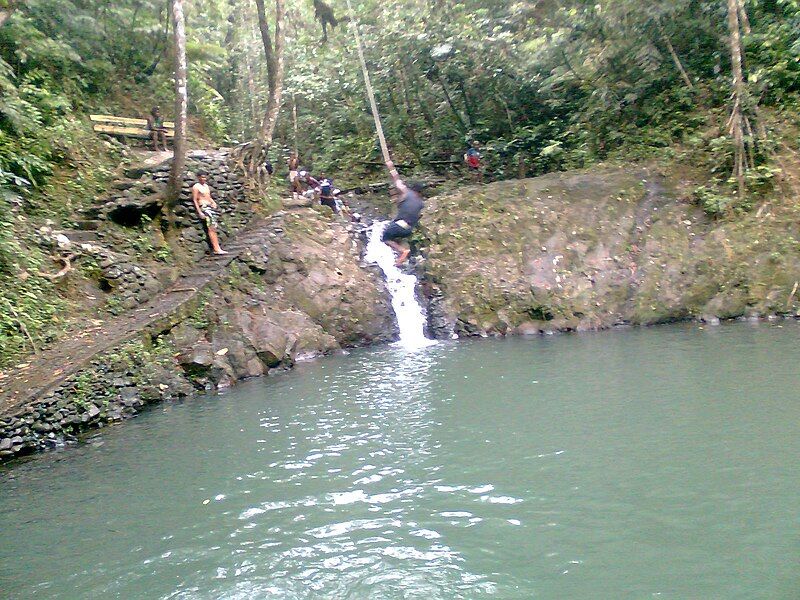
left=297, top=170, right=322, bottom=203
left=383, top=161, right=424, bottom=266
left=146, top=106, right=169, bottom=152
left=192, top=172, right=227, bottom=255
left=288, top=152, right=301, bottom=198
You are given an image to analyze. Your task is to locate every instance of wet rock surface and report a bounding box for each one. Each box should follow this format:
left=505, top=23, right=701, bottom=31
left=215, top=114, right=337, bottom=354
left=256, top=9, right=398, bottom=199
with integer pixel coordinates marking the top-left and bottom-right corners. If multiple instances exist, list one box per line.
left=0, top=206, right=393, bottom=464
left=419, top=167, right=800, bottom=336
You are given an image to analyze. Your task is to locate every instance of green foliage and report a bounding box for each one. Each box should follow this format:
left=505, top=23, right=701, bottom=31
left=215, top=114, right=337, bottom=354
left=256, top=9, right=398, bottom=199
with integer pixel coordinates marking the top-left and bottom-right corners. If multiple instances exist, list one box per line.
left=694, top=185, right=737, bottom=217
left=745, top=1, right=800, bottom=104
left=154, top=244, right=173, bottom=263
left=188, top=292, right=212, bottom=330
left=693, top=163, right=778, bottom=217
left=0, top=271, right=64, bottom=367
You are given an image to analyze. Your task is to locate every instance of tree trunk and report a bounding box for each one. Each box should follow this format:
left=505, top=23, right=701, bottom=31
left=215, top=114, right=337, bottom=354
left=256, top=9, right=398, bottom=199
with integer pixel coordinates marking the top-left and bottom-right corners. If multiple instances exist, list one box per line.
left=291, top=93, right=298, bottom=154
left=737, top=0, right=751, bottom=35
left=456, top=77, right=475, bottom=128
left=726, top=0, right=748, bottom=197
left=434, top=69, right=468, bottom=133
left=0, top=1, right=17, bottom=27
left=396, top=68, right=423, bottom=160
left=167, top=0, right=188, bottom=207
left=659, top=28, right=694, bottom=90
left=255, top=0, right=286, bottom=147
left=405, top=66, right=436, bottom=130
left=246, top=56, right=259, bottom=127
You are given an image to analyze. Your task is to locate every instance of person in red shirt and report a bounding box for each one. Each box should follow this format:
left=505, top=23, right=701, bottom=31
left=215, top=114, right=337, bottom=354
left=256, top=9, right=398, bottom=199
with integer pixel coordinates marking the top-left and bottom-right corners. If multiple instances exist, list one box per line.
left=464, top=140, right=483, bottom=182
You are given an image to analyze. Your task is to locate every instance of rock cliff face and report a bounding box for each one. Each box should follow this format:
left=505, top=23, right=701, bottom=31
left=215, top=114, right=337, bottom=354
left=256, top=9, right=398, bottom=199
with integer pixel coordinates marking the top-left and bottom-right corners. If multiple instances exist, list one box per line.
left=420, top=167, right=800, bottom=336
left=6, top=164, right=798, bottom=463
left=168, top=209, right=395, bottom=389
left=0, top=207, right=394, bottom=462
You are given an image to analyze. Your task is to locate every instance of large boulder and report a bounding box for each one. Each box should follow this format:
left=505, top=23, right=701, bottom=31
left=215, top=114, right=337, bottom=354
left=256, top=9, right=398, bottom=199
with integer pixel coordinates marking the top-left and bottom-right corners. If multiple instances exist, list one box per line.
left=421, top=167, right=800, bottom=334
left=270, top=210, right=395, bottom=345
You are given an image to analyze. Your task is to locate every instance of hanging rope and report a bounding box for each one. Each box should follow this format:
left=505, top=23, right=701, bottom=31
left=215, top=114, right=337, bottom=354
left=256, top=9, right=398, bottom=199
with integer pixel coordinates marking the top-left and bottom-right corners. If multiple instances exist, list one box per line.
left=344, top=0, right=394, bottom=171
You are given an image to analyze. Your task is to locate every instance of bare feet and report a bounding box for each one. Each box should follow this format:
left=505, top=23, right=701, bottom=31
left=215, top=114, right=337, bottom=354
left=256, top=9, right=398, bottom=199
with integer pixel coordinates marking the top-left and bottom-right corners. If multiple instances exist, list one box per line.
left=395, top=248, right=410, bottom=266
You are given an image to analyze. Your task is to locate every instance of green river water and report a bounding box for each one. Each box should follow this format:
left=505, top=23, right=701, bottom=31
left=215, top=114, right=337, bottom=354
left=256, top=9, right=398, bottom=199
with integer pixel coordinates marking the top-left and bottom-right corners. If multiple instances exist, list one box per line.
left=1, top=322, right=799, bottom=599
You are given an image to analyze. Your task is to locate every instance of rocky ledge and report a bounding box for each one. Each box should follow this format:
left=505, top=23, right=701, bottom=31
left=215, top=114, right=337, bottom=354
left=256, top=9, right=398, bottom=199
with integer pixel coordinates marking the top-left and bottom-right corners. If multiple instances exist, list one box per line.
left=0, top=208, right=394, bottom=463
left=418, top=167, right=800, bottom=336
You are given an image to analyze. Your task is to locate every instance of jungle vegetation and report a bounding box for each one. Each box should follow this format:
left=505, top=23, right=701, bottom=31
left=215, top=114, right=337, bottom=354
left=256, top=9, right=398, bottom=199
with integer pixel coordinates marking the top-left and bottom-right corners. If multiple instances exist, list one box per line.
left=0, top=0, right=799, bottom=361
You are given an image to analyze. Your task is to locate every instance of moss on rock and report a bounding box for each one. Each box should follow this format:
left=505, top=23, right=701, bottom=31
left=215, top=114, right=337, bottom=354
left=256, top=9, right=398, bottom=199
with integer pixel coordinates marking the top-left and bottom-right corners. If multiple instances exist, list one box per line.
left=421, top=167, right=800, bottom=335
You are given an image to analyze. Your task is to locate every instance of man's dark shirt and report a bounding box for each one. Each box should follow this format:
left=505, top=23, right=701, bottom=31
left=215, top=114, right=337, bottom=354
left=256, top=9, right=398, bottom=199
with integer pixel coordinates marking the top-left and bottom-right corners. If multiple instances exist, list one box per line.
left=395, top=190, right=424, bottom=227
left=148, top=115, right=164, bottom=130
left=319, top=178, right=334, bottom=197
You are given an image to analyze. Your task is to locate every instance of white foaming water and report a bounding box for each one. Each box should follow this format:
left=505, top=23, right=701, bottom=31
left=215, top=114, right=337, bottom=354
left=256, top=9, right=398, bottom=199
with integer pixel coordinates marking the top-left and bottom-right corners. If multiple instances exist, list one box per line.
left=364, top=221, right=435, bottom=349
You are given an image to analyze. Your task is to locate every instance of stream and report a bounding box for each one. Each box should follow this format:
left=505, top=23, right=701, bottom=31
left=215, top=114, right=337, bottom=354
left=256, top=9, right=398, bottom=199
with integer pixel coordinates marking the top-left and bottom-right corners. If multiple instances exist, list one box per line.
left=1, top=322, right=799, bottom=599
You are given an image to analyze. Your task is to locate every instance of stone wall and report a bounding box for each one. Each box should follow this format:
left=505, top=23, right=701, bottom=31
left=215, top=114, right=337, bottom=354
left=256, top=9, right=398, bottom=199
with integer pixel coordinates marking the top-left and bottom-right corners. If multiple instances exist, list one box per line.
left=78, top=150, right=252, bottom=312
left=0, top=208, right=395, bottom=464
left=0, top=341, right=192, bottom=459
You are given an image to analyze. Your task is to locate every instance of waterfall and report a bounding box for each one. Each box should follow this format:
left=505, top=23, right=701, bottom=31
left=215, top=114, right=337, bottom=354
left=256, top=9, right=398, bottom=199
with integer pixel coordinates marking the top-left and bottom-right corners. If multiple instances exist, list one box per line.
left=364, top=221, right=435, bottom=349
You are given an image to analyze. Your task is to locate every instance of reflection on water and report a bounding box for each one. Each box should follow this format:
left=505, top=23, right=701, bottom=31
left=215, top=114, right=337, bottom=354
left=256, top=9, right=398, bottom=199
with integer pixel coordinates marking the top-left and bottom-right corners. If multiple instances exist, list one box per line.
left=1, top=322, right=799, bottom=599
left=220, top=347, right=487, bottom=598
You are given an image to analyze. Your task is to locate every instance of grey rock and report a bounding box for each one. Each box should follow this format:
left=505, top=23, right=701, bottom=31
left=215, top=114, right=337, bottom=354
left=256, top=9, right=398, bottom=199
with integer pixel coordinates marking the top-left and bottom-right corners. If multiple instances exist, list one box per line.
left=120, top=387, right=138, bottom=400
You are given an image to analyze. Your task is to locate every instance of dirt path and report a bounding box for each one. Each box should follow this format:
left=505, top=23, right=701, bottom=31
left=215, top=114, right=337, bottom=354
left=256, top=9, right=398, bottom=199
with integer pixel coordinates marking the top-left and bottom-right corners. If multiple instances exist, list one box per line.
left=0, top=217, right=275, bottom=418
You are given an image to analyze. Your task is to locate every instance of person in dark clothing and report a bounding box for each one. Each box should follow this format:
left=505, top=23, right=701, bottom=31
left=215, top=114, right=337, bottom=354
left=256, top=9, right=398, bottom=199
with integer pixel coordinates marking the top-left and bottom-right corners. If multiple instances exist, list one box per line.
left=383, top=161, right=424, bottom=265
left=318, top=176, right=337, bottom=211
left=146, top=106, right=168, bottom=152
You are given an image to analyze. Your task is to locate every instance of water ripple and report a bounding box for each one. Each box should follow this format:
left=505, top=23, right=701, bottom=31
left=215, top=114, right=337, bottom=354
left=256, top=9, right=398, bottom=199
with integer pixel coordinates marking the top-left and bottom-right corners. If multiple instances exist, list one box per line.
left=3, top=325, right=800, bottom=598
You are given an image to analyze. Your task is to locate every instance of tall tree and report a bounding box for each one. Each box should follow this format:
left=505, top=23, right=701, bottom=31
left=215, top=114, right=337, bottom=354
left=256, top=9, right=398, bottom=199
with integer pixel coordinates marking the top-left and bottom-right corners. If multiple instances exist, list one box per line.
left=726, top=0, right=754, bottom=196
left=658, top=24, right=693, bottom=90
left=255, top=0, right=285, bottom=145
left=232, top=0, right=285, bottom=175
left=167, top=0, right=188, bottom=206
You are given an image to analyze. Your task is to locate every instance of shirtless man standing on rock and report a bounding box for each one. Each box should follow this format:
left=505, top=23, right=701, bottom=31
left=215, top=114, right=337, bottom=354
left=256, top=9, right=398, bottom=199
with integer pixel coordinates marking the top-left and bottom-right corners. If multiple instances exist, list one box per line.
left=192, top=172, right=227, bottom=255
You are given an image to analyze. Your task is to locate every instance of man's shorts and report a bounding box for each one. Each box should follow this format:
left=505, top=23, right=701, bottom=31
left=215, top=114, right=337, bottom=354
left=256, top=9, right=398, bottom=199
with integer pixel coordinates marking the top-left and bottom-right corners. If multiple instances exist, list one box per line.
left=201, top=206, right=220, bottom=229
left=382, top=221, right=412, bottom=242
left=320, top=197, right=337, bottom=211
left=289, top=170, right=299, bottom=183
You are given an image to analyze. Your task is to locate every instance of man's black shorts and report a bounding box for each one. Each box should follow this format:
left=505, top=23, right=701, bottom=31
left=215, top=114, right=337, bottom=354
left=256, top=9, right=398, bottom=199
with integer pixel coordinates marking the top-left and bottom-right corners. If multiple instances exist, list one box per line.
left=382, top=221, right=412, bottom=242
left=320, top=197, right=337, bottom=211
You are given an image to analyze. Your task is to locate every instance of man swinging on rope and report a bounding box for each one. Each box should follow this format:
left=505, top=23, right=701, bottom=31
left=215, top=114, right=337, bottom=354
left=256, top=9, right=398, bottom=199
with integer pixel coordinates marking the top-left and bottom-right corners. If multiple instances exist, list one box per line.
left=383, top=161, right=424, bottom=266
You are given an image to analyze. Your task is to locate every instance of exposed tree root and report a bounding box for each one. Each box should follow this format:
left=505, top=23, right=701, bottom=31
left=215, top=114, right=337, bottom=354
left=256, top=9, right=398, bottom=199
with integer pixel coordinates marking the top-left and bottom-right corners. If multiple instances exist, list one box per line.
left=37, top=253, right=79, bottom=282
